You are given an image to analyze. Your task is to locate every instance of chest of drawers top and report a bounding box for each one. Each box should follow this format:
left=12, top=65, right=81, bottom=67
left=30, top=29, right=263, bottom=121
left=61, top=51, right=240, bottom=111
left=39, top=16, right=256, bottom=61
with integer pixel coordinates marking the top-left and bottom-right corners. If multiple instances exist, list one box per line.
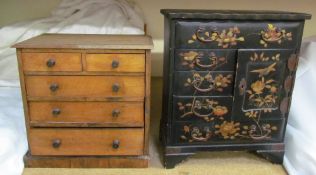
left=13, top=34, right=154, bottom=50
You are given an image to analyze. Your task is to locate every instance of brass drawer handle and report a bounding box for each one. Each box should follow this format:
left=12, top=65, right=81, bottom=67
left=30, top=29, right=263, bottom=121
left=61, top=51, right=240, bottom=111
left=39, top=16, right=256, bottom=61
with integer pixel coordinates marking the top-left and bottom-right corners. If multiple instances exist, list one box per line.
left=46, top=58, right=56, bottom=67
left=50, top=83, right=59, bottom=92
left=52, top=108, right=61, bottom=116
left=52, top=139, right=61, bottom=148
left=112, top=139, right=120, bottom=149
left=112, top=83, right=120, bottom=92
left=112, top=109, right=120, bottom=117
left=112, top=60, right=119, bottom=68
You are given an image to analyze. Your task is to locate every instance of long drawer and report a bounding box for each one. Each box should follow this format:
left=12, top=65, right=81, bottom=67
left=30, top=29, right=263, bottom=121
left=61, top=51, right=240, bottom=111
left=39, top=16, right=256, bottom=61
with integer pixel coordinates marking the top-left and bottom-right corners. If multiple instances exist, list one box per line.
left=175, top=20, right=302, bottom=49
left=29, top=128, right=144, bottom=156
left=28, top=101, right=144, bottom=127
left=25, top=75, right=144, bottom=98
left=172, top=119, right=284, bottom=145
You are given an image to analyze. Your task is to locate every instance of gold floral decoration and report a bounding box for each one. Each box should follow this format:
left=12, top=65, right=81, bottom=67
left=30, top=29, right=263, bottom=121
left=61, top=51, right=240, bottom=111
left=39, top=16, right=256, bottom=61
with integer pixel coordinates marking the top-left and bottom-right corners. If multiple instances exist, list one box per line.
left=260, top=24, right=293, bottom=47
left=177, top=98, right=228, bottom=122
left=188, top=27, right=245, bottom=48
left=215, top=121, right=240, bottom=139
left=179, top=51, right=227, bottom=69
left=185, top=73, right=233, bottom=93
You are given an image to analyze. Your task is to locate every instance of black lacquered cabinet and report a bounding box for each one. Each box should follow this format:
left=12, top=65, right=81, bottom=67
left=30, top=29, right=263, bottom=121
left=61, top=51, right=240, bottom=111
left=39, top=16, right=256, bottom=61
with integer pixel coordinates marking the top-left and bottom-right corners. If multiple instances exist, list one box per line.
left=159, top=9, right=311, bottom=168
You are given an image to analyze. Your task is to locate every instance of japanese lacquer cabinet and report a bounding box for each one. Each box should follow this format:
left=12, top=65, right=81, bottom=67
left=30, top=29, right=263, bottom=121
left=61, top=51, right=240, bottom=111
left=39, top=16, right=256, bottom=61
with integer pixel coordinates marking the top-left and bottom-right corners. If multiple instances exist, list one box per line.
left=159, top=9, right=311, bottom=168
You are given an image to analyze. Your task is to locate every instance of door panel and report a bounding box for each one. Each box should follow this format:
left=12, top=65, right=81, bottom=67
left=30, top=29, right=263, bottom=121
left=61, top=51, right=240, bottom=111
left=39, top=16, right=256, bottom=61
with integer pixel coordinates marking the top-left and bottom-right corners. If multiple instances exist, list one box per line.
left=233, top=49, right=295, bottom=121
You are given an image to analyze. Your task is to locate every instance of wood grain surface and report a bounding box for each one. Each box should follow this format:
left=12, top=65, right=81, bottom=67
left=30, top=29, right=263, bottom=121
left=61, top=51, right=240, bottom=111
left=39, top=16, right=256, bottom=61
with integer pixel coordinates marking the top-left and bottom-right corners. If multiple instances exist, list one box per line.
left=29, top=101, right=144, bottom=127
left=25, top=75, right=145, bottom=98
left=29, top=128, right=144, bottom=156
left=22, top=53, right=82, bottom=72
left=85, top=54, right=145, bottom=72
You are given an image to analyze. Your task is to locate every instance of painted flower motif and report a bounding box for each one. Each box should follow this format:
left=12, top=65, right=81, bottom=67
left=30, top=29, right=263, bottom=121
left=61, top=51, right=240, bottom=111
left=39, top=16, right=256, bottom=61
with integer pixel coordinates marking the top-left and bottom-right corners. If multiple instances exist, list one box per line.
left=215, top=121, right=240, bottom=139
left=182, top=51, right=199, bottom=61
left=214, top=74, right=232, bottom=88
left=251, top=80, right=265, bottom=94
left=213, top=106, right=228, bottom=117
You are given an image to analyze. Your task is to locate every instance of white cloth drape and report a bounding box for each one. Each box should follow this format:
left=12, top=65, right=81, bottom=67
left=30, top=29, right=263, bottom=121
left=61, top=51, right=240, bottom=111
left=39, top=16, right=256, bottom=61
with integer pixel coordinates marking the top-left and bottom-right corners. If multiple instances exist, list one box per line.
left=284, top=36, right=316, bottom=175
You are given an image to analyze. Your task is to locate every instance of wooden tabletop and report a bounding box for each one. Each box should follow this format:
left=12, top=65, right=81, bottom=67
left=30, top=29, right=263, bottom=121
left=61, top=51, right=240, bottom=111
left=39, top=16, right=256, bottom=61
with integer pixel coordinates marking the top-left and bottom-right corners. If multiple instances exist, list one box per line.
left=12, top=34, right=154, bottom=50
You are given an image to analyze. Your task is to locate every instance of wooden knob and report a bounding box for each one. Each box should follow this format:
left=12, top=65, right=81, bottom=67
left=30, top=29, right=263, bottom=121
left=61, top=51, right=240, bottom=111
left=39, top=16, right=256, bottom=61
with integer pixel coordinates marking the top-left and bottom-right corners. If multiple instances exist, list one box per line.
left=50, top=83, right=59, bottom=92
left=52, top=139, right=61, bottom=148
left=112, top=139, right=120, bottom=149
left=112, top=60, right=119, bottom=68
left=112, top=109, right=120, bottom=117
left=112, top=83, right=120, bottom=92
left=52, top=108, right=61, bottom=116
left=46, top=59, right=56, bottom=67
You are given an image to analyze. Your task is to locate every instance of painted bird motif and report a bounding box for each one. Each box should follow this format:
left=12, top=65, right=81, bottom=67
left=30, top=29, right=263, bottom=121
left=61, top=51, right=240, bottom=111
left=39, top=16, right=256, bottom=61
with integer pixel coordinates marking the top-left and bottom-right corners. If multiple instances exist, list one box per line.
left=250, top=62, right=277, bottom=77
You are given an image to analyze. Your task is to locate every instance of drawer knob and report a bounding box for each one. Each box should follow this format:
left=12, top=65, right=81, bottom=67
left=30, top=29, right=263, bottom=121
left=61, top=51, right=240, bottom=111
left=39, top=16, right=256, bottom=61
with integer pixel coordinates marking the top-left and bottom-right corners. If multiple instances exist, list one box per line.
left=46, top=59, right=56, bottom=67
left=50, top=83, right=59, bottom=92
left=112, top=139, right=120, bottom=149
left=112, top=60, right=119, bottom=68
left=112, top=109, right=120, bottom=117
left=52, top=139, right=61, bottom=148
left=112, top=83, right=120, bottom=92
left=52, top=108, right=61, bottom=116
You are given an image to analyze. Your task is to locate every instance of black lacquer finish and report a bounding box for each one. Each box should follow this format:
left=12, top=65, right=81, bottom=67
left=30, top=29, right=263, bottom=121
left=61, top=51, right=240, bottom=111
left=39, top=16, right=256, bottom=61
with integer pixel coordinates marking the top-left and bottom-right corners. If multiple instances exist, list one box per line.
left=160, top=9, right=311, bottom=168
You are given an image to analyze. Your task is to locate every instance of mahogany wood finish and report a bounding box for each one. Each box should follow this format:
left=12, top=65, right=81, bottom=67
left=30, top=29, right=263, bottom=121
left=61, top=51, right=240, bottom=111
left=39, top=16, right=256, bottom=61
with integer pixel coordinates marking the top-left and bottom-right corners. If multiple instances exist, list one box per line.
left=13, top=34, right=153, bottom=168
left=160, top=9, right=311, bottom=168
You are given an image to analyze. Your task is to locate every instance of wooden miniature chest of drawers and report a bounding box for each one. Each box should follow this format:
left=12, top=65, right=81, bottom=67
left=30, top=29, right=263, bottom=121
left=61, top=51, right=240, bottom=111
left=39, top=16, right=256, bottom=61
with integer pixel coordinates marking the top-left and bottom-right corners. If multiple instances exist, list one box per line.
left=160, top=10, right=311, bottom=168
left=13, top=34, right=153, bottom=168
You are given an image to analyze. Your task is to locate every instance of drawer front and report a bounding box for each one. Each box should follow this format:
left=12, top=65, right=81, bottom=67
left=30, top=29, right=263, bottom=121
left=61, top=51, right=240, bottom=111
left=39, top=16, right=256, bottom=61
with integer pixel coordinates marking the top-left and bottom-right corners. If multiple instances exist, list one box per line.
left=25, top=76, right=144, bottom=97
left=172, top=119, right=284, bottom=145
left=85, top=54, right=145, bottom=72
left=174, top=71, right=234, bottom=96
left=29, top=102, right=144, bottom=127
left=173, top=96, right=233, bottom=122
left=175, top=21, right=302, bottom=49
left=29, top=128, right=144, bottom=156
left=22, top=53, right=82, bottom=72
left=175, top=49, right=236, bottom=71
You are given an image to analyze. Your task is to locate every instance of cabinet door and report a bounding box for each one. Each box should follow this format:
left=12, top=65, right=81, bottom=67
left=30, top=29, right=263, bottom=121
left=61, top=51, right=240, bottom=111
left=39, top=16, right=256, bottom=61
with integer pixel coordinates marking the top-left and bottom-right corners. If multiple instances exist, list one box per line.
left=233, top=49, right=295, bottom=119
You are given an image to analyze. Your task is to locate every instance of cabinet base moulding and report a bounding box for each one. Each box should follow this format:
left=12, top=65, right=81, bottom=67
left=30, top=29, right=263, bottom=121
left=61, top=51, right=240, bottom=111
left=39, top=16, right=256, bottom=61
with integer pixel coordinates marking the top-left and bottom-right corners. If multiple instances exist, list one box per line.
left=24, top=152, right=149, bottom=168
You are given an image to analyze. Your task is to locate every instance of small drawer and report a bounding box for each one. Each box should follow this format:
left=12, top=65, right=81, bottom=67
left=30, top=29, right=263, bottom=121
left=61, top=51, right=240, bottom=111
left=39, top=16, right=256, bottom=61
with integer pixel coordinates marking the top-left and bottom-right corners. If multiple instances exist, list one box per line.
left=22, top=53, right=82, bottom=72
left=175, top=20, right=302, bottom=49
left=29, top=128, right=144, bottom=156
left=174, top=71, right=234, bottom=96
left=85, top=54, right=145, bottom=72
left=29, top=101, right=144, bottom=127
left=25, top=75, right=144, bottom=98
left=173, top=96, right=233, bottom=122
left=175, top=49, right=236, bottom=71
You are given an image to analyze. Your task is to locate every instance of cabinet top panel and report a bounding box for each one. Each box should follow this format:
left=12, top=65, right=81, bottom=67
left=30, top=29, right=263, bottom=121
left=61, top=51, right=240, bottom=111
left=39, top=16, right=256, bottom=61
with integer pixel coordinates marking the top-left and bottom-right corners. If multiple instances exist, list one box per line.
left=12, top=34, right=154, bottom=50
left=161, top=9, right=311, bottom=20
